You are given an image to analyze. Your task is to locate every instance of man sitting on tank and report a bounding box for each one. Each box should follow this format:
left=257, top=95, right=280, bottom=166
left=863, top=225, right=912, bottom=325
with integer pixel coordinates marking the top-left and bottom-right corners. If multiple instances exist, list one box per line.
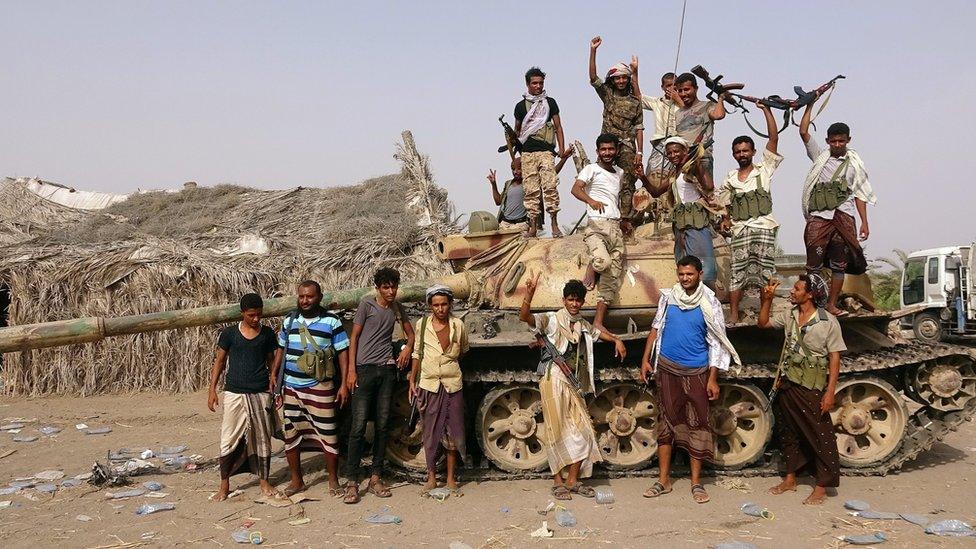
left=488, top=150, right=573, bottom=235
left=572, top=133, right=626, bottom=333
left=408, top=284, right=470, bottom=494
left=798, top=93, right=876, bottom=317
left=639, top=255, right=739, bottom=503
left=636, top=136, right=720, bottom=289
left=519, top=273, right=626, bottom=500
left=716, top=100, right=783, bottom=324
left=758, top=274, right=845, bottom=505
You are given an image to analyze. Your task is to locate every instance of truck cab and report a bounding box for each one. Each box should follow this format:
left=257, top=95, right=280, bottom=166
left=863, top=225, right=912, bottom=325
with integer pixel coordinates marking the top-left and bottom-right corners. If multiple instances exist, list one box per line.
left=901, top=243, right=974, bottom=342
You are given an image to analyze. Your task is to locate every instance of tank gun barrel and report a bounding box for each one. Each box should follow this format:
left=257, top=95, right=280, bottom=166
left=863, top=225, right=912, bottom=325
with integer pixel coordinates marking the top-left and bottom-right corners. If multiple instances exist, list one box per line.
left=0, top=275, right=469, bottom=354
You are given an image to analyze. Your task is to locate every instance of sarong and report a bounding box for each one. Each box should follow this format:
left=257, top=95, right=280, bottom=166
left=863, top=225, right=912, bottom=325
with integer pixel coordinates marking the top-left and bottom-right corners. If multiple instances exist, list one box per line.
left=539, top=368, right=602, bottom=477
left=730, top=226, right=778, bottom=291
left=282, top=381, right=338, bottom=455
left=674, top=226, right=718, bottom=284
left=774, top=379, right=840, bottom=487
left=803, top=210, right=867, bottom=275
left=417, top=386, right=466, bottom=472
left=655, top=357, right=714, bottom=461
left=219, top=391, right=274, bottom=479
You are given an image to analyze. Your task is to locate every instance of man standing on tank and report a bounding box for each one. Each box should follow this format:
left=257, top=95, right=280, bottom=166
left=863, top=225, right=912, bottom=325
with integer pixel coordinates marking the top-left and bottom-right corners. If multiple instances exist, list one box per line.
left=758, top=274, right=844, bottom=505
left=514, top=67, right=567, bottom=237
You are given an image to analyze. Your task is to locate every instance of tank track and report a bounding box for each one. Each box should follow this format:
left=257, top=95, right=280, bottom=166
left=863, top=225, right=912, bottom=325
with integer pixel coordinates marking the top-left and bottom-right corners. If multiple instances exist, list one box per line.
left=401, top=341, right=976, bottom=481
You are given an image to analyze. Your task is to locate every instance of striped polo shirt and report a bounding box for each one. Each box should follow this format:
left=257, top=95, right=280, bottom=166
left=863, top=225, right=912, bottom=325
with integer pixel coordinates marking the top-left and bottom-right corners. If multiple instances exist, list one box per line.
left=277, top=313, right=349, bottom=389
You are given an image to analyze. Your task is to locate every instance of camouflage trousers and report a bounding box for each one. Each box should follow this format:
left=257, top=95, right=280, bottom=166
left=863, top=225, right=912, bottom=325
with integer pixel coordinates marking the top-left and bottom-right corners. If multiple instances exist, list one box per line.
left=522, top=151, right=559, bottom=221
left=615, top=145, right=638, bottom=220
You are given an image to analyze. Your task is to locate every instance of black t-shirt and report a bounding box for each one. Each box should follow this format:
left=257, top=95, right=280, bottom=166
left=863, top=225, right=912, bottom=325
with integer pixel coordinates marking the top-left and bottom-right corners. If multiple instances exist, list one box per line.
left=217, top=324, right=278, bottom=394
left=514, top=97, right=559, bottom=153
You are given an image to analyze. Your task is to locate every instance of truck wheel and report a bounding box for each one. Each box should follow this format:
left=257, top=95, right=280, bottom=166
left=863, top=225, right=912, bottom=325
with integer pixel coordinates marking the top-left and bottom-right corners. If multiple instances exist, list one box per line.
left=913, top=312, right=944, bottom=343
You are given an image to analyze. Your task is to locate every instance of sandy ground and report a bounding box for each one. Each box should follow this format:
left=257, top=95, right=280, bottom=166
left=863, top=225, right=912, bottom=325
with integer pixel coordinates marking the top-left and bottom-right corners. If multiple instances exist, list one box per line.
left=0, top=391, right=974, bottom=549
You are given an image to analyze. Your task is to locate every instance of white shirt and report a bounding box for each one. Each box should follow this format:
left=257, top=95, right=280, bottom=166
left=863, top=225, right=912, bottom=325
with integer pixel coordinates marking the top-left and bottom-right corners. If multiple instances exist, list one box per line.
left=577, top=163, right=623, bottom=220
left=718, top=148, right=784, bottom=235
left=640, top=95, right=679, bottom=142
left=805, top=138, right=857, bottom=221
left=673, top=173, right=702, bottom=204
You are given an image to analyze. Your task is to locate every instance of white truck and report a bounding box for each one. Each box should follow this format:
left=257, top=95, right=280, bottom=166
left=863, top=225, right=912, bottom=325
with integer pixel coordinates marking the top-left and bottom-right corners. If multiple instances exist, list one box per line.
left=900, top=242, right=975, bottom=342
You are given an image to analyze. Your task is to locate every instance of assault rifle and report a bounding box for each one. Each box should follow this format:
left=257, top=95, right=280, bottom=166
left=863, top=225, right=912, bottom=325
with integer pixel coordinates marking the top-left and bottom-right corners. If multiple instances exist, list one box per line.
left=497, top=115, right=521, bottom=159
left=690, top=65, right=748, bottom=111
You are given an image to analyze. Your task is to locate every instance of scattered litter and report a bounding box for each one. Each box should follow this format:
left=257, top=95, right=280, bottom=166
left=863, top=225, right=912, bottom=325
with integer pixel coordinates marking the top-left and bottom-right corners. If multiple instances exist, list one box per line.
left=34, top=470, right=65, bottom=481
left=135, top=502, right=175, bottom=515
left=287, top=517, right=311, bottom=526
left=852, top=510, right=901, bottom=520
left=0, top=423, right=25, bottom=431
left=140, top=450, right=155, bottom=460
left=0, top=501, right=11, bottom=509
left=844, top=500, right=871, bottom=511
left=86, top=427, right=112, bottom=435
left=740, top=502, right=773, bottom=520
left=554, top=506, right=576, bottom=527
left=9, top=480, right=34, bottom=489
left=159, top=445, right=188, bottom=455
left=145, top=492, right=169, bottom=498
left=232, top=529, right=264, bottom=544
left=89, top=461, right=130, bottom=487
left=76, top=515, right=93, bottom=522
left=426, top=487, right=451, bottom=501
left=289, top=492, right=318, bottom=504
left=365, top=505, right=402, bottom=524
left=0, top=487, right=19, bottom=496
left=35, top=483, right=58, bottom=494
left=900, top=513, right=930, bottom=527
left=119, top=459, right=157, bottom=475
left=714, top=541, right=758, bottom=549
left=0, top=449, right=16, bottom=459
left=840, top=532, right=887, bottom=545
left=75, top=423, right=89, bottom=430
left=530, top=522, right=554, bottom=538
left=143, top=481, right=163, bottom=491
left=449, top=543, right=472, bottom=549
left=107, top=488, right=147, bottom=499
left=716, top=478, right=753, bottom=492
left=254, top=494, right=292, bottom=507
left=538, top=501, right=555, bottom=515
left=6, top=429, right=21, bottom=434
left=925, top=520, right=976, bottom=537
left=61, top=478, right=82, bottom=488
left=140, top=532, right=157, bottom=541
left=499, top=505, right=510, bottom=514
left=38, top=426, right=61, bottom=436
left=12, top=436, right=38, bottom=443
left=595, top=487, right=614, bottom=504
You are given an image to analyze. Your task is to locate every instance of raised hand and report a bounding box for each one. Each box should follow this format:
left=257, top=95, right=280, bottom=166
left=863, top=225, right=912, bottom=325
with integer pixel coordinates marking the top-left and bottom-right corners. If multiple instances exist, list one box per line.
left=590, top=36, right=602, bottom=49
left=630, top=55, right=639, bottom=73
left=524, top=270, right=542, bottom=295
left=487, top=169, right=497, bottom=186
left=761, top=279, right=780, bottom=302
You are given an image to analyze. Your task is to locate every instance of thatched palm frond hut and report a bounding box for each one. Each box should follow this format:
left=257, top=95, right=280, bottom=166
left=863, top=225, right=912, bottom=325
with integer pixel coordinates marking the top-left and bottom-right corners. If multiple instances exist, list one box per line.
left=0, top=132, right=456, bottom=396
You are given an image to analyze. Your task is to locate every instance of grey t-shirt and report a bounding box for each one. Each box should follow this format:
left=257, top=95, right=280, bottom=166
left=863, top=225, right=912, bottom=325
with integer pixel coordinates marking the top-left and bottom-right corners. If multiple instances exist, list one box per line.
left=675, top=99, right=716, bottom=156
left=502, top=180, right=527, bottom=221
left=353, top=295, right=407, bottom=366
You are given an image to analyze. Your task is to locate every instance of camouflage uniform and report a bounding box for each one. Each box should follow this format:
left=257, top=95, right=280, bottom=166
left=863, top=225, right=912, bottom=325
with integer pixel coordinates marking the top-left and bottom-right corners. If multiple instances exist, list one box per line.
left=591, top=77, right=644, bottom=220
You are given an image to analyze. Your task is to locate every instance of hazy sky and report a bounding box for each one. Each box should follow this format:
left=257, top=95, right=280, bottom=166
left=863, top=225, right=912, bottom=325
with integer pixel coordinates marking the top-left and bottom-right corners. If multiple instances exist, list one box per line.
left=3, top=1, right=974, bottom=259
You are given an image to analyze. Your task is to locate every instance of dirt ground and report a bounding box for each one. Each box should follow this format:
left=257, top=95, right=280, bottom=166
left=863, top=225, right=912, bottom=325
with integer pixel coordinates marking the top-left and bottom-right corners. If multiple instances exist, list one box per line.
left=1, top=391, right=974, bottom=549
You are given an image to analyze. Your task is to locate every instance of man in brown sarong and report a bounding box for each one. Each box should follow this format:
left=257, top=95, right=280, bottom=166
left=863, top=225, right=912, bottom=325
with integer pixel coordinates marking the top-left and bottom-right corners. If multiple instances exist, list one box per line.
left=409, top=285, right=470, bottom=492
left=758, top=273, right=845, bottom=505
left=639, top=256, right=739, bottom=503
left=799, top=94, right=877, bottom=316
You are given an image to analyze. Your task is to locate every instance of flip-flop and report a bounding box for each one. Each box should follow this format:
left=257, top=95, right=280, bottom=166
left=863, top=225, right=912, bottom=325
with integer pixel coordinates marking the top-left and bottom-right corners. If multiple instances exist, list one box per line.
left=643, top=481, right=672, bottom=498
left=328, top=486, right=344, bottom=498
left=343, top=484, right=360, bottom=504
left=767, top=484, right=797, bottom=495
left=282, top=485, right=307, bottom=497
left=368, top=480, right=392, bottom=498
left=691, top=483, right=710, bottom=504
left=568, top=483, right=595, bottom=498
left=551, top=485, right=571, bottom=501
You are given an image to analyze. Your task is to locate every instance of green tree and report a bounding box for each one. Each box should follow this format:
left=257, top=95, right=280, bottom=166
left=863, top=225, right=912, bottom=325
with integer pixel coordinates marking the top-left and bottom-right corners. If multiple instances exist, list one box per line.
left=869, top=249, right=908, bottom=311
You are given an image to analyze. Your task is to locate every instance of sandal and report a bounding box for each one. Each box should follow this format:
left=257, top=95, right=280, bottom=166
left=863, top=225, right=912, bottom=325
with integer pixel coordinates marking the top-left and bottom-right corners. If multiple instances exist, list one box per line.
left=551, top=485, right=571, bottom=501
left=568, top=483, right=595, bottom=498
left=643, top=481, right=672, bottom=498
left=691, top=483, right=710, bottom=504
left=328, top=486, right=344, bottom=498
left=282, top=485, right=307, bottom=497
left=368, top=480, right=392, bottom=498
left=343, top=483, right=360, bottom=504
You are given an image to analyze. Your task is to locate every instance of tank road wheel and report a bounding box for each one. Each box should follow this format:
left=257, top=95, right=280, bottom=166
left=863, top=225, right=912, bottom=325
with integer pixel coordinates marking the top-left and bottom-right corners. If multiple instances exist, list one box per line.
left=830, top=378, right=908, bottom=467
left=385, top=383, right=429, bottom=472
left=588, top=383, right=658, bottom=470
left=709, top=383, right=774, bottom=469
left=908, top=356, right=976, bottom=411
left=476, top=385, right=548, bottom=473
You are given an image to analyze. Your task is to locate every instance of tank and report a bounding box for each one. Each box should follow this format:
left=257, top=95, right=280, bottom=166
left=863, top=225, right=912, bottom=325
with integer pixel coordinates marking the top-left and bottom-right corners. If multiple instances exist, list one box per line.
left=1, top=220, right=974, bottom=480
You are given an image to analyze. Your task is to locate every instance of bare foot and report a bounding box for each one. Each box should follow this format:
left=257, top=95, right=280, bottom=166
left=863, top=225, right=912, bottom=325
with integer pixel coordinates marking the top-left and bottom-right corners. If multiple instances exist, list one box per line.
left=768, top=479, right=797, bottom=495
left=422, top=478, right=437, bottom=492
left=826, top=305, right=849, bottom=317
left=527, top=225, right=538, bottom=238
left=446, top=479, right=459, bottom=491
left=551, top=226, right=563, bottom=238
left=213, top=487, right=229, bottom=502
left=803, top=487, right=828, bottom=505
left=582, top=264, right=597, bottom=290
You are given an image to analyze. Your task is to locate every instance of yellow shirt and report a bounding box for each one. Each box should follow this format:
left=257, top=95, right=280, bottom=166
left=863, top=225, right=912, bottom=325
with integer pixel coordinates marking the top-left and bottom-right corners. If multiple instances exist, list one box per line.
left=411, top=315, right=469, bottom=393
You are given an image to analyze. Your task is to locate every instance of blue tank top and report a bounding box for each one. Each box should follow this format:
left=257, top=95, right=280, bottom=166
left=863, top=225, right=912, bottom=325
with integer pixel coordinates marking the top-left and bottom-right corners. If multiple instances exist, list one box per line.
left=660, top=304, right=708, bottom=367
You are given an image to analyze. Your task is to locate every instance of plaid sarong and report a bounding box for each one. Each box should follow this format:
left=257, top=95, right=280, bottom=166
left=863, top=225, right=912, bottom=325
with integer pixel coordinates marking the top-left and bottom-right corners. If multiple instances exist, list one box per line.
left=539, top=368, right=602, bottom=477
left=729, top=226, right=778, bottom=291
left=282, top=381, right=337, bottom=455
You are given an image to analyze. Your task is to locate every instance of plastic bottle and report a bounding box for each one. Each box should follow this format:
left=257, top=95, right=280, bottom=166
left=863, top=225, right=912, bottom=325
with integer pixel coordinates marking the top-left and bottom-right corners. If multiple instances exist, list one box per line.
left=555, top=507, right=577, bottom=527
left=595, top=488, right=615, bottom=504
left=135, top=502, right=175, bottom=515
